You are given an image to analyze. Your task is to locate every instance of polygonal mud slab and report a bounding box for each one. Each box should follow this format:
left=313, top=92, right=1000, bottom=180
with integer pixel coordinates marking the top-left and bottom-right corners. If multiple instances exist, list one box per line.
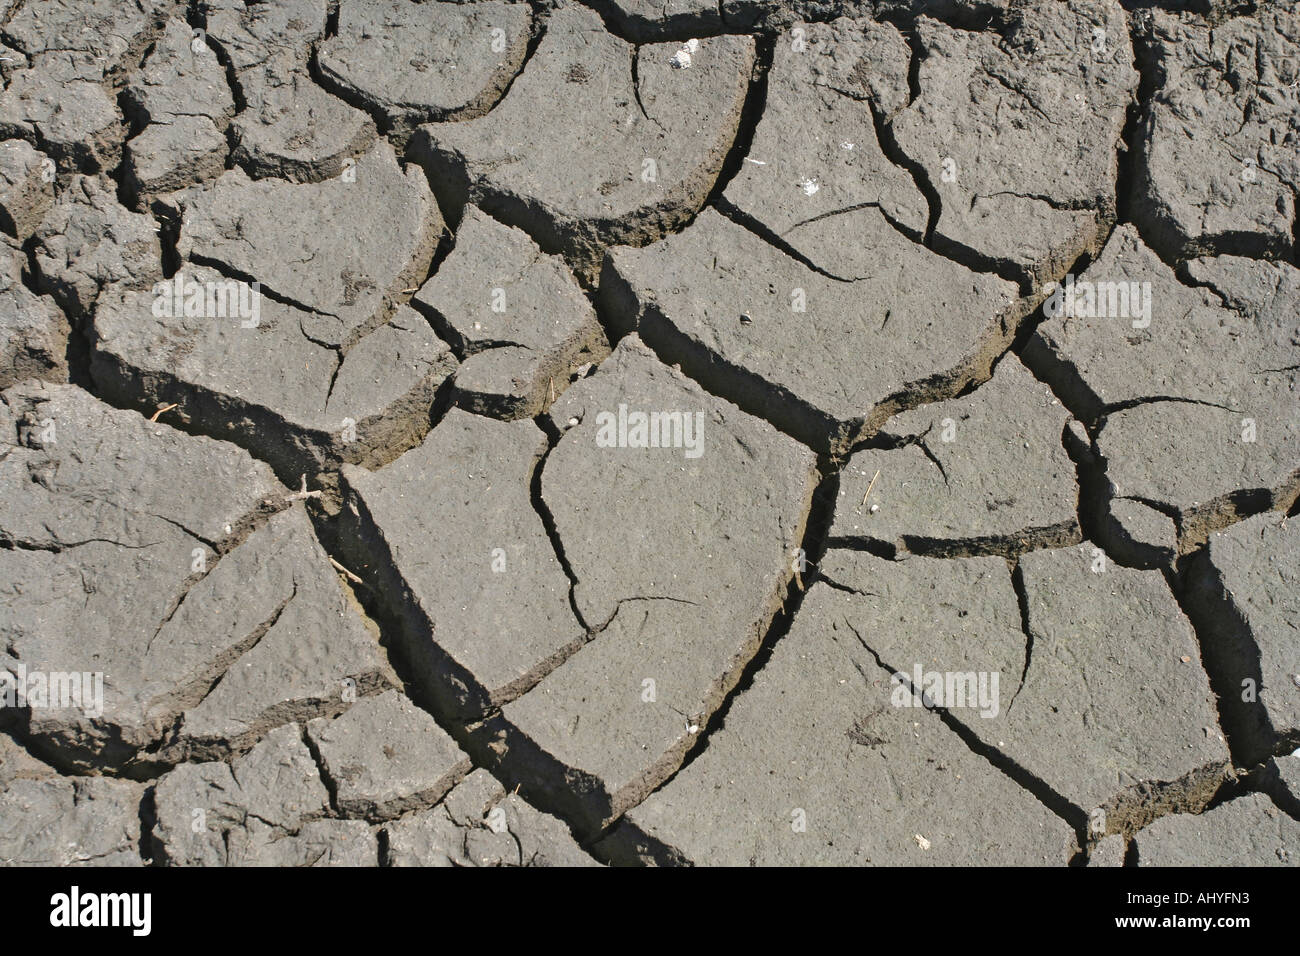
left=1133, top=793, right=1299, bottom=866
left=0, top=382, right=396, bottom=771
left=412, top=207, right=608, bottom=419
left=91, top=264, right=456, bottom=483
left=32, top=175, right=162, bottom=317
left=1025, top=226, right=1300, bottom=541
left=305, top=689, right=472, bottom=821
left=385, top=768, right=600, bottom=867
left=410, top=5, right=755, bottom=275
left=231, top=66, right=376, bottom=185
left=540, top=335, right=817, bottom=631
left=338, top=408, right=585, bottom=721
left=602, top=206, right=1021, bottom=453
left=202, top=0, right=376, bottom=182
left=0, top=139, right=54, bottom=240
left=1186, top=511, right=1300, bottom=757
left=830, top=354, right=1079, bottom=557
left=601, top=579, right=1074, bottom=865
left=319, top=0, right=532, bottom=130
left=886, top=0, right=1135, bottom=286
left=176, top=140, right=441, bottom=349
left=717, top=17, right=927, bottom=282
left=152, top=721, right=378, bottom=866
left=122, top=18, right=235, bottom=200
left=0, top=237, right=66, bottom=390
left=814, top=543, right=1230, bottom=832
left=1100, top=496, right=1178, bottom=570
left=0, top=775, right=144, bottom=866
left=127, top=118, right=231, bottom=208
left=1132, top=8, right=1300, bottom=262
left=481, top=335, right=818, bottom=833
left=124, top=19, right=236, bottom=129
left=1000, top=542, right=1228, bottom=825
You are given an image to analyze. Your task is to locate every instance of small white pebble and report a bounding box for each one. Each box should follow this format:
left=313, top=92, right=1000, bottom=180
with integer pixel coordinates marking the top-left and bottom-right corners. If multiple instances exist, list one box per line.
left=915, top=834, right=931, bottom=851
left=869, top=503, right=880, bottom=514
left=797, top=178, right=819, bottom=196
left=669, top=39, right=699, bottom=69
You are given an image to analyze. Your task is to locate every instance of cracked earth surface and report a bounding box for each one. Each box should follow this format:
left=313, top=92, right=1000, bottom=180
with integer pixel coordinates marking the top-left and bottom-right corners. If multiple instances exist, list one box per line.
left=0, top=0, right=1297, bottom=867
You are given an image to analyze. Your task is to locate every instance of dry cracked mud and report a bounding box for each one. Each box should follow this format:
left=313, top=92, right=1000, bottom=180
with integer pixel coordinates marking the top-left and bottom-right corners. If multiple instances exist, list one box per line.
left=0, top=0, right=1297, bottom=868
